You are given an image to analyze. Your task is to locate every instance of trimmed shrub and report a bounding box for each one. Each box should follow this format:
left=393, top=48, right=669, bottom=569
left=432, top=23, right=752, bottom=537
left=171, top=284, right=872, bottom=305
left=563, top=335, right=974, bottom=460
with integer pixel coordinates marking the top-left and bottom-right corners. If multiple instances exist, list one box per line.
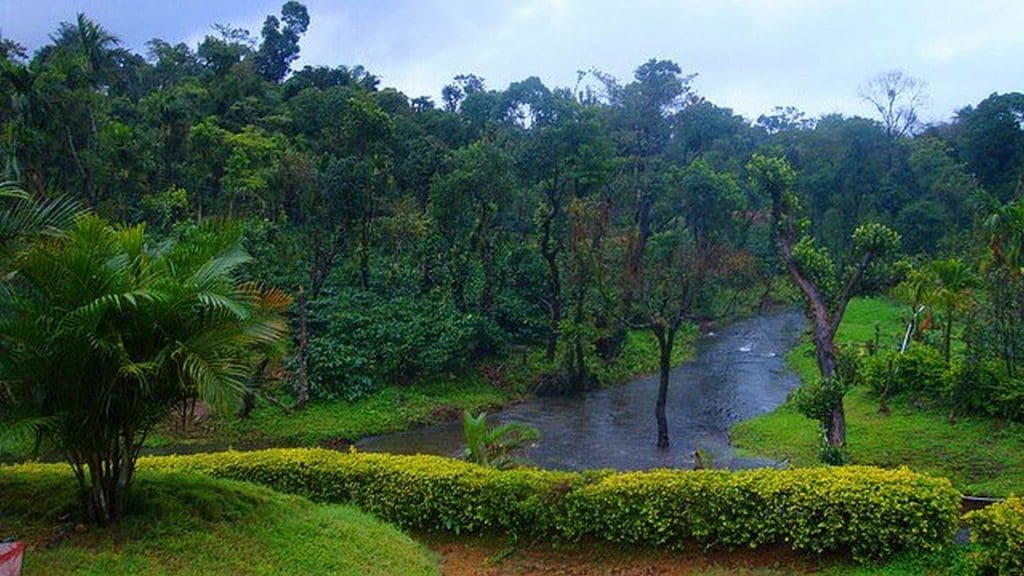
left=7, top=449, right=960, bottom=561
left=965, top=497, right=1024, bottom=575
left=138, top=448, right=580, bottom=539
left=133, top=448, right=958, bottom=560
left=564, top=466, right=959, bottom=561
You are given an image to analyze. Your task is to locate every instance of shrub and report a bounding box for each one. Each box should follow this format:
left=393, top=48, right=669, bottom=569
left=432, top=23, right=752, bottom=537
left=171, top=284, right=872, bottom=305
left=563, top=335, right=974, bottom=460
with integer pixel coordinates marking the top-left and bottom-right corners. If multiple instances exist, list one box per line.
left=0, top=218, right=286, bottom=525
left=124, top=448, right=960, bottom=560
left=564, top=466, right=959, bottom=561
left=306, top=289, right=481, bottom=400
left=139, top=448, right=576, bottom=539
left=864, top=345, right=947, bottom=398
left=965, top=497, right=1024, bottom=575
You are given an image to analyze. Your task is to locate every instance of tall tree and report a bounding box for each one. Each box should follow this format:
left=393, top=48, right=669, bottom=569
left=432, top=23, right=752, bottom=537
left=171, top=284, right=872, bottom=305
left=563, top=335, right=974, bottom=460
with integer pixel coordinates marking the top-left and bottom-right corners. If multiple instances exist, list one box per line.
left=255, top=1, right=310, bottom=83
left=750, top=154, right=899, bottom=451
left=859, top=70, right=927, bottom=140
left=630, top=224, right=712, bottom=448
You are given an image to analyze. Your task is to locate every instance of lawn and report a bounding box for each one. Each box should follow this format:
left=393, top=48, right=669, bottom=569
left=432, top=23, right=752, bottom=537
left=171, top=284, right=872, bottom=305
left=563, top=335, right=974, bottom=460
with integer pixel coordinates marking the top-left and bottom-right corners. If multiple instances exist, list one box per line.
left=0, top=468, right=439, bottom=576
left=732, top=297, right=1024, bottom=497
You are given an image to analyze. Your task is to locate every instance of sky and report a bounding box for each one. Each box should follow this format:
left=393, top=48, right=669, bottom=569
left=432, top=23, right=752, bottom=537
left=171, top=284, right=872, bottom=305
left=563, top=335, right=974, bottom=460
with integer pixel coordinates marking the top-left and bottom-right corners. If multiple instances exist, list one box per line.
left=3, top=0, right=1023, bottom=123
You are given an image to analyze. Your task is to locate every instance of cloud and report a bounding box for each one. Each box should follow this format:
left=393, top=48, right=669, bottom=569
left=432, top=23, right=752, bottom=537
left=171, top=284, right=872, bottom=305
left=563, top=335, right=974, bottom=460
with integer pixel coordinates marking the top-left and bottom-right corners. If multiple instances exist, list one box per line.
left=5, top=0, right=1024, bottom=122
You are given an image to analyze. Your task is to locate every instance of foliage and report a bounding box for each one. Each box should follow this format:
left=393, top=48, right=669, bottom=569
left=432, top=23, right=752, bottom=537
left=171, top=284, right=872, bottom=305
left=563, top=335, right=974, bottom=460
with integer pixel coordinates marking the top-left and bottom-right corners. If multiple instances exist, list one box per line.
left=305, top=289, right=481, bottom=401
left=462, top=410, right=540, bottom=469
left=0, top=466, right=438, bottom=576
left=108, top=448, right=966, bottom=562
left=965, top=497, right=1024, bottom=576
left=0, top=216, right=287, bottom=524
left=565, top=466, right=957, bottom=562
left=862, top=346, right=947, bottom=398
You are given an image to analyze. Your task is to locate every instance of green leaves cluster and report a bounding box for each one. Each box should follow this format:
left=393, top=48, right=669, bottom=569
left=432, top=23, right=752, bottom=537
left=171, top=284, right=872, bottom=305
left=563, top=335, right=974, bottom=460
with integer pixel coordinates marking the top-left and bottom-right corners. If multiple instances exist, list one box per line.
left=305, top=289, right=482, bottom=401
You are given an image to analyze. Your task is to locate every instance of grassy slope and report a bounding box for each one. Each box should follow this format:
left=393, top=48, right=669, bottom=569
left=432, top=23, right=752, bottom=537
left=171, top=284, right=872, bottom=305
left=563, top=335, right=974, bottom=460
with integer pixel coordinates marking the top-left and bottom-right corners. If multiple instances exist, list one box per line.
left=152, top=327, right=696, bottom=449
left=0, top=468, right=438, bottom=576
left=732, top=297, right=1024, bottom=497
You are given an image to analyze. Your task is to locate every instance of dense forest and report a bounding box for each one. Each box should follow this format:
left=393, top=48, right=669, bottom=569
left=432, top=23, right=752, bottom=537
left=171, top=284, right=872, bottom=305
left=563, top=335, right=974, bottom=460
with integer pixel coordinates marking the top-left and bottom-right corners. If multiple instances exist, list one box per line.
left=3, top=2, right=1024, bottom=467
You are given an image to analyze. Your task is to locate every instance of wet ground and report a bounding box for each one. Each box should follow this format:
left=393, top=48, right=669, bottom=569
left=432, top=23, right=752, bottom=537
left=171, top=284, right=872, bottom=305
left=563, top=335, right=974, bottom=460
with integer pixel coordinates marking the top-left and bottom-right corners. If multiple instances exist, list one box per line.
left=357, top=309, right=807, bottom=470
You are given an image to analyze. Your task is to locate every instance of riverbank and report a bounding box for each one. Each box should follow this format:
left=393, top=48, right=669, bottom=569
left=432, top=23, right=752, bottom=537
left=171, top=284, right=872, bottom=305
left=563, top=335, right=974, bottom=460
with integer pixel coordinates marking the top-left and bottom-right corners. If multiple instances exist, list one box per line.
left=731, top=297, right=1024, bottom=497
left=144, top=326, right=697, bottom=451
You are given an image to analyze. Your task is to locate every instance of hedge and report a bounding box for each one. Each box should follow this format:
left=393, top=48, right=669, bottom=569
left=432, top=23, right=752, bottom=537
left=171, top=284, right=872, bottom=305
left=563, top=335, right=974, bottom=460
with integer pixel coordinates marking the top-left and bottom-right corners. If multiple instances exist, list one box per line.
left=129, top=448, right=958, bottom=561
left=965, top=497, right=1024, bottom=575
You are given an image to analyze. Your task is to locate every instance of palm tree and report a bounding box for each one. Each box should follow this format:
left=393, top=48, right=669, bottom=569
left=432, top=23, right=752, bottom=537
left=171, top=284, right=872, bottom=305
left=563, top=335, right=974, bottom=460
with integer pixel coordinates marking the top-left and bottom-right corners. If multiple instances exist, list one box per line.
left=926, top=258, right=975, bottom=364
left=0, top=215, right=287, bottom=525
left=0, top=181, right=80, bottom=271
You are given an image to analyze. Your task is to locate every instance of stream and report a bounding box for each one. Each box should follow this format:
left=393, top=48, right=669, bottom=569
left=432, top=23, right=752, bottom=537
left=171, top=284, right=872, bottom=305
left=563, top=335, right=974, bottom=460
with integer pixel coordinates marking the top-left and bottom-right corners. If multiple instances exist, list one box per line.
left=356, top=309, right=807, bottom=470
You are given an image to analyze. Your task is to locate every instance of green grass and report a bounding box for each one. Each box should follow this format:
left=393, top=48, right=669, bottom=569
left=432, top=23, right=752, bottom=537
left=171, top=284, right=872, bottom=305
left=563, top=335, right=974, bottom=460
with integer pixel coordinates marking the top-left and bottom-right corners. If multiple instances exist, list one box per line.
left=0, top=467, right=439, bottom=576
left=732, top=297, right=1024, bottom=497
left=151, top=327, right=697, bottom=450
left=151, top=374, right=511, bottom=448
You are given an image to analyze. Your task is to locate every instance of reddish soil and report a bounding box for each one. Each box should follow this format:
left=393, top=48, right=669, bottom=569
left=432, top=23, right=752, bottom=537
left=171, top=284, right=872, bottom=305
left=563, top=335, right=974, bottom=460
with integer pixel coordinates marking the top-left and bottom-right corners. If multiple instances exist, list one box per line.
left=420, top=534, right=837, bottom=576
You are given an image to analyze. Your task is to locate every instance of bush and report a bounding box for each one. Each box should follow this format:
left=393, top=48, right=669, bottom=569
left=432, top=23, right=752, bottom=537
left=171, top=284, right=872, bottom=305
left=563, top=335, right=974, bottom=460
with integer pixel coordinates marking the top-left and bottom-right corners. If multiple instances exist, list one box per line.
left=139, top=448, right=578, bottom=539
left=125, top=448, right=959, bottom=561
left=965, top=497, right=1024, bottom=575
left=306, top=289, right=482, bottom=400
left=564, top=466, right=958, bottom=561
left=864, top=345, right=947, bottom=398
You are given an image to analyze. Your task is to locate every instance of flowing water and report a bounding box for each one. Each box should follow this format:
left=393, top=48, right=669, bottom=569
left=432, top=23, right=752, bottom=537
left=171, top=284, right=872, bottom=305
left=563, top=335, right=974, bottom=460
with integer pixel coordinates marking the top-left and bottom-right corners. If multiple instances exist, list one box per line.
left=356, top=309, right=807, bottom=470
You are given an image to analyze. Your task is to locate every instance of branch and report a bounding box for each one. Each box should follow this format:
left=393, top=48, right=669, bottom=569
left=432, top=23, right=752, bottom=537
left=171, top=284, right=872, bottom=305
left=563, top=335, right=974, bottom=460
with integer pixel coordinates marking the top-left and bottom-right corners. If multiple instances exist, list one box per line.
left=775, top=233, right=829, bottom=326
left=829, top=251, right=874, bottom=337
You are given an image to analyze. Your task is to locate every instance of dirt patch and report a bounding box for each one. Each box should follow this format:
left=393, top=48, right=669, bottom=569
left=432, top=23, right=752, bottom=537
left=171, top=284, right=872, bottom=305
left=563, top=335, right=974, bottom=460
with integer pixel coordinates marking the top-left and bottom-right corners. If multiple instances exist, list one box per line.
left=430, top=405, right=464, bottom=422
left=420, top=534, right=835, bottom=575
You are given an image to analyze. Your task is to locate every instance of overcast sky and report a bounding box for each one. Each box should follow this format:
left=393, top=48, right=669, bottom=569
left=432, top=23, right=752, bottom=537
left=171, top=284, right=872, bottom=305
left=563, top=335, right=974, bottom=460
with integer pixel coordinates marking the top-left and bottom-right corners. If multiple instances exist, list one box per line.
left=3, top=0, right=1023, bottom=123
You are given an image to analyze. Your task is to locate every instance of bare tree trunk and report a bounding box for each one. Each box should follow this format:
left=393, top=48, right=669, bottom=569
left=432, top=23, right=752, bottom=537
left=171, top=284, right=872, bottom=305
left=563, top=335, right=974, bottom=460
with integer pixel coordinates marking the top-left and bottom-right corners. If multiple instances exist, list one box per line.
left=295, top=285, right=310, bottom=409
left=655, top=326, right=674, bottom=449
left=542, top=218, right=562, bottom=361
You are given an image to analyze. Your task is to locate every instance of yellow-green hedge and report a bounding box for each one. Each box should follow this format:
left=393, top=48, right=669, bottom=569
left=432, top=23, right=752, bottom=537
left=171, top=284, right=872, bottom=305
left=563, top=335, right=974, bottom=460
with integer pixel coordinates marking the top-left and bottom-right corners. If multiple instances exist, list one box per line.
left=6, top=448, right=960, bottom=561
left=965, top=497, right=1024, bottom=575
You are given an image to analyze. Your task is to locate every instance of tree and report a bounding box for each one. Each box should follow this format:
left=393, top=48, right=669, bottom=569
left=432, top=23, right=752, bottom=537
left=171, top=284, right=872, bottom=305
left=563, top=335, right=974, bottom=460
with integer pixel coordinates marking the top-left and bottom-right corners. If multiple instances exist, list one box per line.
left=255, top=2, right=310, bottom=83
left=630, top=225, right=711, bottom=448
left=750, top=154, right=899, bottom=452
left=955, top=93, right=1024, bottom=202
left=603, top=59, right=695, bottom=310
left=926, top=258, right=974, bottom=364
left=430, top=140, right=514, bottom=317
left=0, top=216, right=287, bottom=524
left=982, top=197, right=1024, bottom=378
left=859, top=70, right=927, bottom=139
